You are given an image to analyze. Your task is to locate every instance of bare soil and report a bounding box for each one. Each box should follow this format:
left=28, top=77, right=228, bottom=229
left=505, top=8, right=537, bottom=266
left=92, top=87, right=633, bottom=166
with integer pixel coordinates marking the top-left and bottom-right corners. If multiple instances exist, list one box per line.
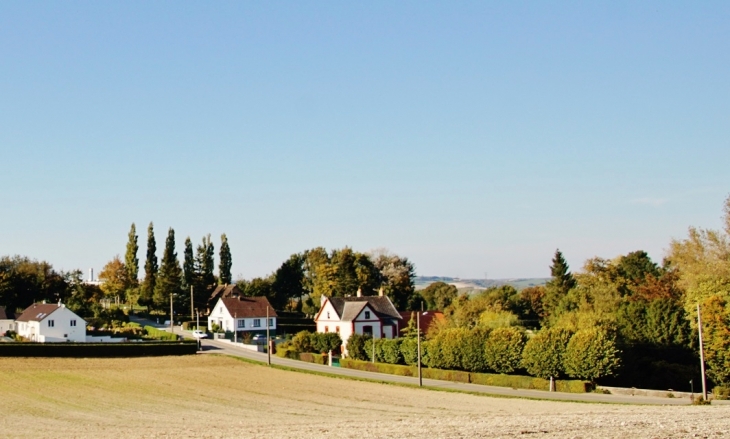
left=1, top=355, right=728, bottom=438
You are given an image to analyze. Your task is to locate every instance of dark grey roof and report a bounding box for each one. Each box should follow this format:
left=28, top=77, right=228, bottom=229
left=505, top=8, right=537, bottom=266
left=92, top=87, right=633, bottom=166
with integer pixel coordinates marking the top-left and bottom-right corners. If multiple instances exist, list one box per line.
left=208, top=284, right=244, bottom=304
left=327, top=296, right=401, bottom=321
left=0, top=306, right=14, bottom=320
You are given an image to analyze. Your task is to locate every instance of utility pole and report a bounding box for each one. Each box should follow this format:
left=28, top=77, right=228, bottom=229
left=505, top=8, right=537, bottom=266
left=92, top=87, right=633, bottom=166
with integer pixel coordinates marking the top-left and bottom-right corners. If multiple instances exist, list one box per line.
left=234, top=312, right=237, bottom=344
left=196, top=308, right=201, bottom=351
left=266, top=306, right=271, bottom=366
left=169, top=292, right=174, bottom=334
left=417, top=302, right=422, bottom=387
left=190, top=285, right=194, bottom=321
left=697, top=303, right=708, bottom=401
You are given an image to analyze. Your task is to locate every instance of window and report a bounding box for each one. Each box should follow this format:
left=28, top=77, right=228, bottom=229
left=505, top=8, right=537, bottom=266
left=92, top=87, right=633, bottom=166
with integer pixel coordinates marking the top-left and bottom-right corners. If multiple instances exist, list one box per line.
left=335, top=326, right=340, bottom=333
left=70, top=320, right=76, bottom=327
left=238, top=319, right=245, bottom=328
left=268, top=318, right=273, bottom=327
left=364, top=311, right=371, bottom=319
left=363, top=325, right=373, bottom=336
left=327, top=312, right=330, bottom=319
left=325, top=326, right=329, bottom=333
left=253, top=319, right=261, bottom=328
left=48, top=320, right=54, bottom=328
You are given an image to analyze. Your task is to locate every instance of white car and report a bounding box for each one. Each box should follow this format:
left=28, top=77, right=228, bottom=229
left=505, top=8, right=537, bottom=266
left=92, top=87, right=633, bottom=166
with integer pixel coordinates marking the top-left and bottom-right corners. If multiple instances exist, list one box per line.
left=192, top=330, right=208, bottom=339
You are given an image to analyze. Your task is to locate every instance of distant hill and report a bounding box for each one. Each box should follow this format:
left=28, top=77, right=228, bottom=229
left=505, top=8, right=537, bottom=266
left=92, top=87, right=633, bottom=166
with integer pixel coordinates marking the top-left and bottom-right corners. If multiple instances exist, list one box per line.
left=414, top=276, right=549, bottom=292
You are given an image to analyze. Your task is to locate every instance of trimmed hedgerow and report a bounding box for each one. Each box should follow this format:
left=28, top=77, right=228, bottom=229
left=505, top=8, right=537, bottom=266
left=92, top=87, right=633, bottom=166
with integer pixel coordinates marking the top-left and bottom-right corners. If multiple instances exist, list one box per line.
left=0, top=341, right=197, bottom=357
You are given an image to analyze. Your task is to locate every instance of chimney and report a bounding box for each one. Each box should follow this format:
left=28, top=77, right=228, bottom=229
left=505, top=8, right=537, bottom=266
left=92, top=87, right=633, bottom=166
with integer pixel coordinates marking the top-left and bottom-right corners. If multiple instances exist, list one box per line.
left=379, top=287, right=384, bottom=297
left=356, top=288, right=362, bottom=298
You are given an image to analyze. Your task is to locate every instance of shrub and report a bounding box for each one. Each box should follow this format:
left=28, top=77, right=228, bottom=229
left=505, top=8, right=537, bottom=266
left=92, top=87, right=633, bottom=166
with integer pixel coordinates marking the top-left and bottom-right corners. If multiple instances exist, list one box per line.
left=564, top=327, right=621, bottom=382
left=484, top=327, right=526, bottom=374
left=310, top=332, right=342, bottom=354
left=713, top=387, right=730, bottom=400
left=380, top=339, right=402, bottom=364
left=299, top=352, right=327, bottom=365
left=346, top=333, right=369, bottom=360
left=427, top=328, right=468, bottom=370
left=461, top=328, right=489, bottom=372
left=143, top=326, right=179, bottom=341
left=291, top=331, right=314, bottom=353
left=400, top=338, right=419, bottom=365
left=521, top=327, right=572, bottom=379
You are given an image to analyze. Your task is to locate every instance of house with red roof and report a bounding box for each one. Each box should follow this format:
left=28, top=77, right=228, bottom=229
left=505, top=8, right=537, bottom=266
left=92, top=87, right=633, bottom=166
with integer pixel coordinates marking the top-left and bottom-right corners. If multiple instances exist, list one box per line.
left=208, top=295, right=277, bottom=337
left=15, top=302, right=86, bottom=342
left=315, top=289, right=402, bottom=355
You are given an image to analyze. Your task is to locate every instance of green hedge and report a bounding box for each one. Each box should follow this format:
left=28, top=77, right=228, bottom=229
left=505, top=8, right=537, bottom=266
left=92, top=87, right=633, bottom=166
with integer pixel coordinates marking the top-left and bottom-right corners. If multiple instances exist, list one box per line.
left=144, top=326, right=180, bottom=341
left=0, top=341, right=198, bottom=357
left=339, top=359, right=590, bottom=393
left=299, top=352, right=328, bottom=365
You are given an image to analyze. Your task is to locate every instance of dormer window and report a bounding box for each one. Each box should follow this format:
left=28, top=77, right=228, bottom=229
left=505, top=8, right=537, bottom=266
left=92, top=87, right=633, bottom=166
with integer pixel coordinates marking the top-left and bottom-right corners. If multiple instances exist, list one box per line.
left=365, top=311, right=371, bottom=319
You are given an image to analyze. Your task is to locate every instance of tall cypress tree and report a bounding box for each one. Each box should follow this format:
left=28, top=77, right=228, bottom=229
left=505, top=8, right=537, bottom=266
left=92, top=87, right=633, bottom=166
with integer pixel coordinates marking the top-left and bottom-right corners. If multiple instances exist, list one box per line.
left=154, top=227, right=183, bottom=310
left=219, top=233, right=232, bottom=285
left=194, top=234, right=216, bottom=309
left=183, top=236, right=195, bottom=290
left=544, top=249, right=576, bottom=317
left=125, top=223, right=139, bottom=287
left=139, top=222, right=157, bottom=310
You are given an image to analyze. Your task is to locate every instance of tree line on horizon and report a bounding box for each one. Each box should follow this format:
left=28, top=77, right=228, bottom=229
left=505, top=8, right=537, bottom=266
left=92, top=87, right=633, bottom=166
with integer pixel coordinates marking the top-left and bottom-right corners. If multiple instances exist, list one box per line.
left=2, top=196, right=730, bottom=391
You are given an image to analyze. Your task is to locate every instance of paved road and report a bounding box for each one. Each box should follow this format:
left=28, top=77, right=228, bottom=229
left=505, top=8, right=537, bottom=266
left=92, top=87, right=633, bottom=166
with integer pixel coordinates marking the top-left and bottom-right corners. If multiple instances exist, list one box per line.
left=130, top=314, right=711, bottom=406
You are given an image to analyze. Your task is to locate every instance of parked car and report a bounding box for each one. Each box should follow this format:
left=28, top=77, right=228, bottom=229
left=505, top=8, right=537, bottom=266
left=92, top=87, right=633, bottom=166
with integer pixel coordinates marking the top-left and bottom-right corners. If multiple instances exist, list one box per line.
left=192, top=330, right=208, bottom=339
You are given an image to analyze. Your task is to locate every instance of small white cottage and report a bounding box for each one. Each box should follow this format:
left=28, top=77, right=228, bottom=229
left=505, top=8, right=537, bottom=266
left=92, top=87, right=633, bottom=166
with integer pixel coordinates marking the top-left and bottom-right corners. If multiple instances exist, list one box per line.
left=315, top=289, right=402, bottom=355
left=15, top=302, right=86, bottom=342
left=208, top=296, right=277, bottom=336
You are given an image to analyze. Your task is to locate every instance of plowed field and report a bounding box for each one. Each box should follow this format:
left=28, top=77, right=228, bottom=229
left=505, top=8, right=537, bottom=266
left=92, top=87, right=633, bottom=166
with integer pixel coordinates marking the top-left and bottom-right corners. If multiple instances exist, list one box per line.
left=1, top=355, right=728, bottom=438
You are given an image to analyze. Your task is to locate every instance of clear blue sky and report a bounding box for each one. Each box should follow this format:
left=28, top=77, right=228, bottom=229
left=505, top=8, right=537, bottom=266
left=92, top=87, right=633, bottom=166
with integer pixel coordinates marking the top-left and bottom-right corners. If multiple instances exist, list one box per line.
left=1, top=2, right=728, bottom=280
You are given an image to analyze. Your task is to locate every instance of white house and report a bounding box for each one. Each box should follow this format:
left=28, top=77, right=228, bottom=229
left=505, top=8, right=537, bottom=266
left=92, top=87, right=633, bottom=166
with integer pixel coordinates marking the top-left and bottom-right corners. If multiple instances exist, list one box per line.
left=15, top=302, right=86, bottom=342
left=0, top=306, right=16, bottom=335
left=208, top=296, right=277, bottom=336
left=315, top=289, right=402, bottom=355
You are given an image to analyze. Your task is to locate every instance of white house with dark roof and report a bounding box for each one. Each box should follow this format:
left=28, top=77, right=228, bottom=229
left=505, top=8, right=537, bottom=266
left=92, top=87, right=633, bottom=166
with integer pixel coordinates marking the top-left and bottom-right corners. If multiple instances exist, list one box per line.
left=15, top=302, right=86, bottom=342
left=208, top=296, right=277, bottom=336
left=315, top=289, right=402, bottom=355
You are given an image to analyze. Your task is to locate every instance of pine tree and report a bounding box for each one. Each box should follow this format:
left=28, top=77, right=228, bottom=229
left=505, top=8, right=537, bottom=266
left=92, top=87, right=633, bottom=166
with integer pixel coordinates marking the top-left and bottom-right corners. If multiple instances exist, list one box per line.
left=154, top=227, right=183, bottom=311
left=139, top=222, right=157, bottom=310
left=219, top=233, right=232, bottom=285
left=544, top=249, right=576, bottom=317
left=125, top=223, right=139, bottom=287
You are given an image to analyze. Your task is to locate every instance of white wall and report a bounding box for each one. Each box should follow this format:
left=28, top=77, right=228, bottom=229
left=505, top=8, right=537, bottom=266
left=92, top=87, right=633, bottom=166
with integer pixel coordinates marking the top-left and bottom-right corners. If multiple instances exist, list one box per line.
left=16, top=306, right=85, bottom=343
left=0, top=320, right=15, bottom=335
left=208, top=299, right=276, bottom=332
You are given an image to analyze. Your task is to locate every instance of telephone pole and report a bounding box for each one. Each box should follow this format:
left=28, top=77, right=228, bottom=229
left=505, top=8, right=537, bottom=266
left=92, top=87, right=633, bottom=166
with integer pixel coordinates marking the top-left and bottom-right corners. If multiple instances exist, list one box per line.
left=697, top=303, right=708, bottom=401
left=266, top=306, right=271, bottom=366
left=417, top=302, right=422, bottom=387
left=169, top=292, right=174, bottom=333
left=190, top=285, right=194, bottom=321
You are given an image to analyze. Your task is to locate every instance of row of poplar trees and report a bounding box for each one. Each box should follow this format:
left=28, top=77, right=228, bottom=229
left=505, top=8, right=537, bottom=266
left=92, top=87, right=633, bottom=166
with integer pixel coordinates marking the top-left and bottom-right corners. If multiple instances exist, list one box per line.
left=107, top=222, right=232, bottom=314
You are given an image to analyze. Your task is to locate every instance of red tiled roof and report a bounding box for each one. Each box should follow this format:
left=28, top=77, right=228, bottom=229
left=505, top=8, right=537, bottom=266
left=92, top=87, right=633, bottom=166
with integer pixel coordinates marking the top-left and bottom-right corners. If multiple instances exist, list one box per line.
left=399, top=310, right=444, bottom=334
left=220, top=296, right=278, bottom=318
